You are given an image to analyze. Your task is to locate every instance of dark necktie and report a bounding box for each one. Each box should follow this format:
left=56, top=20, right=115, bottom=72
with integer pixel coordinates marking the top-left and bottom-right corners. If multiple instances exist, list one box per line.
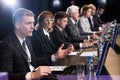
left=88, top=17, right=93, bottom=29
left=74, top=22, right=80, bottom=35
left=22, top=40, right=31, bottom=63
left=22, top=40, right=26, bottom=51
left=62, top=30, right=67, bottom=38
left=22, top=40, right=34, bottom=71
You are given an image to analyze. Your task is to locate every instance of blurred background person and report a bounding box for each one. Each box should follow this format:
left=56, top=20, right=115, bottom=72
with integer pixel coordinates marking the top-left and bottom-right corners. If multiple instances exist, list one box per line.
left=51, top=11, right=89, bottom=49
left=65, top=5, right=93, bottom=48
left=95, top=5, right=106, bottom=29
left=79, top=5, right=93, bottom=33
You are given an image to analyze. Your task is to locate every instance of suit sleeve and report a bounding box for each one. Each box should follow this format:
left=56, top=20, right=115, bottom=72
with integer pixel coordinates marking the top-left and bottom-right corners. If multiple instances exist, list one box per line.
left=65, top=25, right=85, bottom=43
left=50, top=30, right=69, bottom=49
left=0, top=43, right=26, bottom=80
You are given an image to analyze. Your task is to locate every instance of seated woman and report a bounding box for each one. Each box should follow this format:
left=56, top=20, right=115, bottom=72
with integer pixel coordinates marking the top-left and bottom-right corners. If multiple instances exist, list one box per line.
left=31, top=11, right=72, bottom=66
left=79, top=5, right=93, bottom=33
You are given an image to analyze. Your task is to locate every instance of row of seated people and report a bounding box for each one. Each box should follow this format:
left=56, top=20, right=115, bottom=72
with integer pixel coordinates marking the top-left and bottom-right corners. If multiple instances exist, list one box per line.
left=0, top=4, right=107, bottom=80
left=31, top=4, right=107, bottom=66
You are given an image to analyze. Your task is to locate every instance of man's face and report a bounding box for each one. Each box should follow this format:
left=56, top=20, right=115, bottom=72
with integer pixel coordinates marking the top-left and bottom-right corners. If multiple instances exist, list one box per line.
left=71, top=10, right=79, bottom=21
left=58, top=18, right=68, bottom=29
left=17, top=16, right=35, bottom=37
left=98, top=8, right=104, bottom=15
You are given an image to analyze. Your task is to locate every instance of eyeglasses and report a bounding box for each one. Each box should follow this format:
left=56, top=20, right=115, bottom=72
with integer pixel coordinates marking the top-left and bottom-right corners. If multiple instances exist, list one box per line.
left=44, top=19, right=54, bottom=22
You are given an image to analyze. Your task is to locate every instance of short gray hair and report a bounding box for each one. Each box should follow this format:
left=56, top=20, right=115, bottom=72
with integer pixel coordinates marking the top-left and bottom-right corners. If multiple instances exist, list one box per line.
left=66, top=5, right=79, bottom=16
left=12, top=8, right=34, bottom=24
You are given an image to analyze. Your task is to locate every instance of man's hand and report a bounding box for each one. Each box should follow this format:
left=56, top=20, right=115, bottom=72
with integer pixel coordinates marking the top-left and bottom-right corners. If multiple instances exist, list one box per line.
left=55, top=44, right=69, bottom=60
left=31, top=66, right=51, bottom=79
left=67, top=44, right=75, bottom=52
left=92, top=33, right=99, bottom=40
left=82, top=40, right=91, bottom=48
left=101, top=24, right=106, bottom=28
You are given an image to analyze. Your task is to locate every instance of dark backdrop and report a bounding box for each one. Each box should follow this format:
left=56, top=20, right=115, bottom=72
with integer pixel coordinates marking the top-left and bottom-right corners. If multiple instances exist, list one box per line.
left=0, top=0, right=120, bottom=40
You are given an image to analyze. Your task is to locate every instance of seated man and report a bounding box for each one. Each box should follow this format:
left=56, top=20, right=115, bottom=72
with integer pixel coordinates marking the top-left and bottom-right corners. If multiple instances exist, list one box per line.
left=51, top=11, right=91, bottom=49
left=31, top=11, right=72, bottom=66
left=65, top=5, right=98, bottom=42
left=0, top=8, right=52, bottom=80
left=93, top=5, right=106, bottom=29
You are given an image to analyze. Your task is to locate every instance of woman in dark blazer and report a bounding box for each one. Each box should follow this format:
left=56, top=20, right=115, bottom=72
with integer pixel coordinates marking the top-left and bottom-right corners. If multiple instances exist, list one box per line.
left=31, top=11, right=71, bottom=66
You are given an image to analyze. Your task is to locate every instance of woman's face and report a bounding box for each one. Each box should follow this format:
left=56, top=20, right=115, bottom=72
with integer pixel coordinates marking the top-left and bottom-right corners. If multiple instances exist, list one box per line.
left=42, top=16, right=54, bottom=30
left=85, top=8, right=92, bottom=18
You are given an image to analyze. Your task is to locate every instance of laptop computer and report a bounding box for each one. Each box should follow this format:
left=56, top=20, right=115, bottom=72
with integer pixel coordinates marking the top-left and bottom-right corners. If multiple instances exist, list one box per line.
left=96, top=40, right=110, bottom=75
left=111, top=25, right=118, bottom=49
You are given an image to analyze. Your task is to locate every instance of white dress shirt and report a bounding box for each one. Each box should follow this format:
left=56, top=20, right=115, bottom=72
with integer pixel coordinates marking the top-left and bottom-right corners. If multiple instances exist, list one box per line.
left=15, top=34, right=34, bottom=80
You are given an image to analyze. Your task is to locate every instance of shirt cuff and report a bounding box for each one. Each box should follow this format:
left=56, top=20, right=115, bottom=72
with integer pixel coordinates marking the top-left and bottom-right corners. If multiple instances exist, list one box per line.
left=79, top=43, right=82, bottom=48
left=51, top=54, right=58, bottom=62
left=25, top=72, right=32, bottom=80
left=88, top=36, right=90, bottom=40
left=99, top=27, right=102, bottom=31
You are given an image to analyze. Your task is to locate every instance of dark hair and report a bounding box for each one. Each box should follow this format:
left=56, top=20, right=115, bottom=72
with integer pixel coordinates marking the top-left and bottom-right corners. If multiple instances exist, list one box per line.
left=98, top=5, right=105, bottom=10
left=54, top=11, right=68, bottom=23
left=12, top=8, right=34, bottom=24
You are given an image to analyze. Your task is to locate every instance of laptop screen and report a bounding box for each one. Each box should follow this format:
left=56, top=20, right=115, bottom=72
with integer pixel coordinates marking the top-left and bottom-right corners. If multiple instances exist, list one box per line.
left=96, top=40, right=110, bottom=75
left=111, top=25, right=118, bottom=49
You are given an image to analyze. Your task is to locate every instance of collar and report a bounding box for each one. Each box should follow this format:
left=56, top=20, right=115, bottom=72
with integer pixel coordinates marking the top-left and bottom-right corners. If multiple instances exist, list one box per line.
left=56, top=25, right=63, bottom=32
left=70, top=17, right=79, bottom=24
left=43, top=28, right=50, bottom=37
left=15, top=33, right=25, bottom=45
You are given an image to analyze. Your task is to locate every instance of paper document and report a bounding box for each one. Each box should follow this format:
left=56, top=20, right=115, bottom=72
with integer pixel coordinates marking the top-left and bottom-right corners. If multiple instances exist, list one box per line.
left=80, top=51, right=97, bottom=57
left=49, top=66, right=67, bottom=71
left=69, top=51, right=79, bottom=55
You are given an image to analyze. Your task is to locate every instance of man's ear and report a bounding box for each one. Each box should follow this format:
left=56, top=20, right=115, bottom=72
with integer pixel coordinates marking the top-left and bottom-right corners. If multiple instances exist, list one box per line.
left=57, top=19, right=60, bottom=24
left=15, top=22, right=20, bottom=29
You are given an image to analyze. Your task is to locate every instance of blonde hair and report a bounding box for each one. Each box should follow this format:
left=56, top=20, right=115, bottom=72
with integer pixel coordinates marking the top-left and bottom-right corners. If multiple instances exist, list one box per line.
left=88, top=4, right=96, bottom=10
left=80, top=5, right=92, bottom=16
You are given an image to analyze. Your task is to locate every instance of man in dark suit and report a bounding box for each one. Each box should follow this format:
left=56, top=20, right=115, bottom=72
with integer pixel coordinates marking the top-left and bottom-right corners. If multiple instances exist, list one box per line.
left=93, top=5, right=106, bottom=30
left=51, top=11, right=91, bottom=49
left=0, top=8, right=51, bottom=80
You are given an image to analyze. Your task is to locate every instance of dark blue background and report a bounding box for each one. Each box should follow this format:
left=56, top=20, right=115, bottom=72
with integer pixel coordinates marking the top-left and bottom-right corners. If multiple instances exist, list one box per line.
left=0, top=0, right=120, bottom=40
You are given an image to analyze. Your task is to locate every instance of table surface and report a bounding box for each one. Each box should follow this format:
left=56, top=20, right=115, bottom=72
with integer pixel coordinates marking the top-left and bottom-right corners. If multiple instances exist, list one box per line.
left=57, top=75, right=120, bottom=80
left=54, top=35, right=120, bottom=75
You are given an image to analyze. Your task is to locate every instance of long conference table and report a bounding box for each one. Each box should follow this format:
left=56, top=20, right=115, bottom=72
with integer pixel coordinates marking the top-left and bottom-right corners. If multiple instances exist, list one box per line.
left=57, top=75, right=120, bottom=80
left=52, top=34, right=120, bottom=80
left=0, top=26, right=120, bottom=80
left=55, top=34, right=120, bottom=80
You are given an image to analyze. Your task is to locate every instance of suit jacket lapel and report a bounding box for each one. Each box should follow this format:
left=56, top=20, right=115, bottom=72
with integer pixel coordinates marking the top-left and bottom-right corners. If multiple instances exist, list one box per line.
left=54, top=26, right=67, bottom=40
left=41, top=29, right=56, bottom=50
left=25, top=38, right=37, bottom=67
left=11, top=33, right=30, bottom=65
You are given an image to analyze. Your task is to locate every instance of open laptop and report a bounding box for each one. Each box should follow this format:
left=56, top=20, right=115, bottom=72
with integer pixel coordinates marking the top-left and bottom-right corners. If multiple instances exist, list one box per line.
left=111, top=25, right=118, bottom=49
left=96, top=40, right=110, bottom=75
